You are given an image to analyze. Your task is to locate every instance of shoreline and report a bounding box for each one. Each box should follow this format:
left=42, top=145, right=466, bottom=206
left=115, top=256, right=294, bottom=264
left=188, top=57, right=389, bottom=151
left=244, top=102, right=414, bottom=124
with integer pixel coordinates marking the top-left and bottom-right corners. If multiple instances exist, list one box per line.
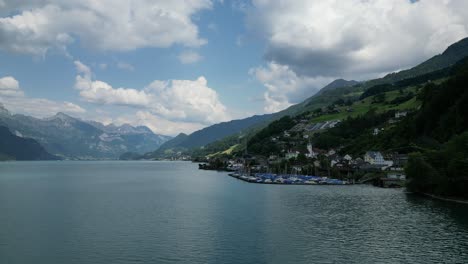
left=420, top=192, right=468, bottom=205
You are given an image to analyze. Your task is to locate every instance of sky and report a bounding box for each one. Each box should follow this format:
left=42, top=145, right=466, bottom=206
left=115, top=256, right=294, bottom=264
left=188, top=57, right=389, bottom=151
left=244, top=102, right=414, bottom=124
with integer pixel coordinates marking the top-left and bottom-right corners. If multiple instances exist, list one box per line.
left=0, top=0, right=467, bottom=136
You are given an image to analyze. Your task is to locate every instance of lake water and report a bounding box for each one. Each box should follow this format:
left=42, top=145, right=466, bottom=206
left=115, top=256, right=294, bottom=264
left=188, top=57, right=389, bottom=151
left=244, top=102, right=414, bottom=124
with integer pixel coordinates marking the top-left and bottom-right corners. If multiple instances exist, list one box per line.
left=1, top=161, right=467, bottom=264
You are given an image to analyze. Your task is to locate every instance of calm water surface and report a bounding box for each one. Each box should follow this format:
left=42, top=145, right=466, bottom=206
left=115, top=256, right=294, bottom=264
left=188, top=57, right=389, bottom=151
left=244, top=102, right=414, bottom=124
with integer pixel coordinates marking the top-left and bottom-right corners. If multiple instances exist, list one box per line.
left=1, top=161, right=467, bottom=264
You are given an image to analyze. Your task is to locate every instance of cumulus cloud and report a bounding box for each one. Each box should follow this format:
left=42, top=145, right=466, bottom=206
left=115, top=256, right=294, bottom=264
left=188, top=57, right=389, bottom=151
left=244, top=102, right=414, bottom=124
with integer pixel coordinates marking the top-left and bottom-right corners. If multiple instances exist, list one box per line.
left=247, top=0, right=468, bottom=79
left=250, top=62, right=332, bottom=113
left=0, top=76, right=24, bottom=97
left=245, top=0, right=468, bottom=113
left=0, top=75, right=85, bottom=117
left=178, top=50, right=203, bottom=64
left=0, top=0, right=212, bottom=56
left=74, top=61, right=229, bottom=125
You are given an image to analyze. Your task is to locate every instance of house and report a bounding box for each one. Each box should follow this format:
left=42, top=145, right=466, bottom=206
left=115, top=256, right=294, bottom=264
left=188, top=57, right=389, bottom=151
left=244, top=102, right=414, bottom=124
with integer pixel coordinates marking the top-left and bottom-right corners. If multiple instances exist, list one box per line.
left=387, top=173, right=406, bottom=180
left=395, top=111, right=408, bottom=118
left=313, top=160, right=321, bottom=167
left=331, top=159, right=343, bottom=167
left=373, top=128, right=380, bottom=136
left=364, top=151, right=393, bottom=166
left=344, top=154, right=352, bottom=161
left=306, top=143, right=317, bottom=158
left=285, top=151, right=299, bottom=160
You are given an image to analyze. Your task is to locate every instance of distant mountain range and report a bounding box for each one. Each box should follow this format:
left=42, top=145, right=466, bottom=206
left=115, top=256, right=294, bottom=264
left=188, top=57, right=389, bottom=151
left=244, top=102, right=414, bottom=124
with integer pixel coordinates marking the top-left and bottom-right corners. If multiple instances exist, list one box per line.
left=0, top=105, right=171, bottom=160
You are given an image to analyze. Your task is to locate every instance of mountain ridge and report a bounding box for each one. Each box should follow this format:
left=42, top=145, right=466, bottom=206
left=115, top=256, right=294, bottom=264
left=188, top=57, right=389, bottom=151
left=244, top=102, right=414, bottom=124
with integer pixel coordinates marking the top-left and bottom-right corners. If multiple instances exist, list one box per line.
left=0, top=125, right=59, bottom=161
left=0, top=107, right=171, bottom=159
left=164, top=36, right=468, bottom=159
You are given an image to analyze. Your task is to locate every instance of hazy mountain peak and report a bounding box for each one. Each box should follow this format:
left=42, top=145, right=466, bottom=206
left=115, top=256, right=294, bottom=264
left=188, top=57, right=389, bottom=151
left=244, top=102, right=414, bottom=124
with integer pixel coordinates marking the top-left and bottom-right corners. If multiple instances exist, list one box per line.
left=48, top=112, right=75, bottom=121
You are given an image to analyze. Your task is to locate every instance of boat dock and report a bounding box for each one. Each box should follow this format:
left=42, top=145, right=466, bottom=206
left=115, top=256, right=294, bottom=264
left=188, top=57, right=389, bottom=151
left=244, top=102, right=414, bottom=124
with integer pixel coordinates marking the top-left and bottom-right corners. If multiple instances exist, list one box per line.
left=228, top=172, right=348, bottom=185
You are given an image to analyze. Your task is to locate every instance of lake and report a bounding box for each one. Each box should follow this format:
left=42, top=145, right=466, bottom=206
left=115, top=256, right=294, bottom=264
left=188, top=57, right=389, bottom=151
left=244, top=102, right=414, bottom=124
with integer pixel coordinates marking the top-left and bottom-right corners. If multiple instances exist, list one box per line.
left=1, top=161, right=467, bottom=264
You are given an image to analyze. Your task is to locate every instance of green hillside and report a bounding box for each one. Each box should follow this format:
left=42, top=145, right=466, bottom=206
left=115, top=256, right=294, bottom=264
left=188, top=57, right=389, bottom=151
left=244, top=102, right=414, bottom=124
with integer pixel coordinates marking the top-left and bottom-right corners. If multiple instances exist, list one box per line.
left=133, top=37, right=468, bottom=161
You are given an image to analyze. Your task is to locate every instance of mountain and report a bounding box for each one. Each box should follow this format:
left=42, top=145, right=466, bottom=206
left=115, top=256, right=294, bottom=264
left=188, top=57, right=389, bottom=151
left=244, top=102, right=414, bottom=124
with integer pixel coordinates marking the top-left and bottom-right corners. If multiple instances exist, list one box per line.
left=0, top=107, right=171, bottom=159
left=86, top=121, right=155, bottom=135
left=187, top=37, right=468, bottom=158
left=142, top=114, right=273, bottom=159
left=0, top=125, right=59, bottom=160
left=130, top=37, right=468, bottom=160
left=379, top=37, right=468, bottom=84
left=279, top=37, right=468, bottom=117
left=316, top=79, right=359, bottom=95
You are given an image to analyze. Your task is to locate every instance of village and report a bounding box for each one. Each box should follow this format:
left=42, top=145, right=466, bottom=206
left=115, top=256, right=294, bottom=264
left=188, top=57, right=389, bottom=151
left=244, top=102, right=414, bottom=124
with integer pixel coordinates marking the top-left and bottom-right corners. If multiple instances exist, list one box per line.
left=199, top=110, right=410, bottom=188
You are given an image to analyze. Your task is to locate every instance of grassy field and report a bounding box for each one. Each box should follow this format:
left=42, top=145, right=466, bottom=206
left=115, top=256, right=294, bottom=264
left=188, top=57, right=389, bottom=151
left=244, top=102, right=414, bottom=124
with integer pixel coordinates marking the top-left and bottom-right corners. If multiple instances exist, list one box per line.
left=309, top=86, right=421, bottom=123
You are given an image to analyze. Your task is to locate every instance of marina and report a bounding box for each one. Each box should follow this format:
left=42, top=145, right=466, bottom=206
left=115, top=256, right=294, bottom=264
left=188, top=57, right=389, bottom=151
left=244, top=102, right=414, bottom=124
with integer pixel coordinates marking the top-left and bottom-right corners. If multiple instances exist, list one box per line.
left=228, top=172, right=348, bottom=185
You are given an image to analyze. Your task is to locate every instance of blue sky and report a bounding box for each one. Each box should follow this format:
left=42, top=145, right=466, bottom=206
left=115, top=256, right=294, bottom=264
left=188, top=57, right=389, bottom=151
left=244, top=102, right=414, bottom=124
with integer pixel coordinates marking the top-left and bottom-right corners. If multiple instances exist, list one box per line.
left=1, top=0, right=467, bottom=135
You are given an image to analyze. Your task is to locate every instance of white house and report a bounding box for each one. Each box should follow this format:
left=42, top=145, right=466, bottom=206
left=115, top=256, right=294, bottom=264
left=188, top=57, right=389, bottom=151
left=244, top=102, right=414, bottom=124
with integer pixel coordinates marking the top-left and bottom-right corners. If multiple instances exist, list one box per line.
left=286, top=151, right=299, bottom=160
left=373, top=128, right=380, bottom=136
left=395, top=111, right=408, bottom=118
left=364, top=151, right=393, bottom=166
left=326, top=149, right=336, bottom=156
left=306, top=143, right=317, bottom=158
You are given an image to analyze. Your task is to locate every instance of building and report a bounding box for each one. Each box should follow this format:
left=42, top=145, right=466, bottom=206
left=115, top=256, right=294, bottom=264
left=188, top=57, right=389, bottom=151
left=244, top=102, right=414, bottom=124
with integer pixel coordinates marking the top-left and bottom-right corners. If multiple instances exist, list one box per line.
left=387, top=173, right=406, bottom=180
left=326, top=149, right=336, bottom=157
left=373, top=128, right=380, bottom=136
left=364, top=151, right=393, bottom=166
left=343, top=154, right=352, bottom=161
left=285, top=151, right=299, bottom=160
left=306, top=143, right=317, bottom=158
left=395, top=111, right=408, bottom=118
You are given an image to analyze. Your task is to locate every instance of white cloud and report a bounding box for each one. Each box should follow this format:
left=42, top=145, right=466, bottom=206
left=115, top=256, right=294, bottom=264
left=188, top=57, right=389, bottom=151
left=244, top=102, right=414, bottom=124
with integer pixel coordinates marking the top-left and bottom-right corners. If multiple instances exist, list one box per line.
left=74, top=61, right=229, bottom=125
left=74, top=60, right=91, bottom=77
left=178, top=50, right=203, bottom=64
left=0, top=75, right=85, bottom=117
left=0, top=76, right=24, bottom=97
left=75, top=76, right=150, bottom=107
left=0, top=0, right=212, bottom=56
left=247, top=0, right=468, bottom=79
left=250, top=62, right=332, bottom=113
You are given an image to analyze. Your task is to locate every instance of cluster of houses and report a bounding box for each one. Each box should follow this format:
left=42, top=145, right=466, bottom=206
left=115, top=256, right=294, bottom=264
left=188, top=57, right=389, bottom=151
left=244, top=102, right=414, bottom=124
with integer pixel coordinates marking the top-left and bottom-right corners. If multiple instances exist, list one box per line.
left=208, top=111, right=414, bottom=184
left=223, top=141, right=407, bottom=180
